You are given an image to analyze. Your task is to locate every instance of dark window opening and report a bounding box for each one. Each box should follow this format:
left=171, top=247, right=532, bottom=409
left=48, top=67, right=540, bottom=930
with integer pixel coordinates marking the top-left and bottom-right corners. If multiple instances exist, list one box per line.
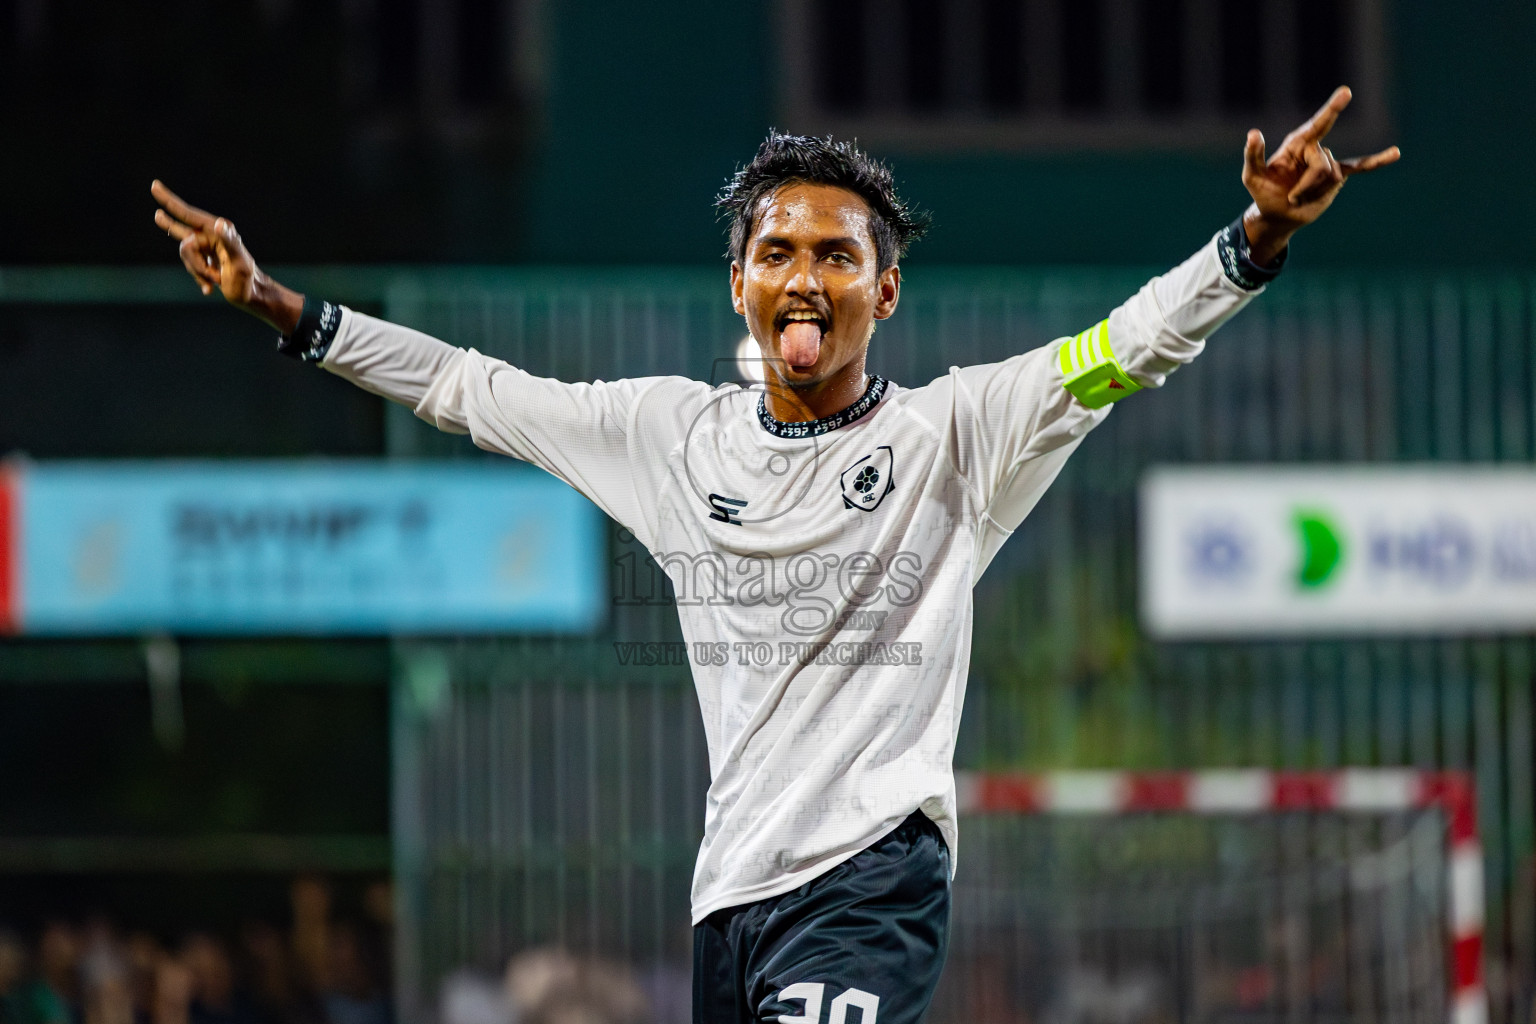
left=1296, top=0, right=1348, bottom=108
left=457, top=0, right=504, bottom=105
left=1140, top=0, right=1185, bottom=112
left=904, top=0, right=946, bottom=112
left=815, top=0, right=867, bottom=114
left=377, top=0, right=419, bottom=103
left=982, top=0, right=1025, bottom=113
left=783, top=0, right=1384, bottom=147
left=0, top=0, right=15, bottom=66
left=1219, top=1, right=1264, bottom=113
left=1061, top=0, right=1104, bottom=112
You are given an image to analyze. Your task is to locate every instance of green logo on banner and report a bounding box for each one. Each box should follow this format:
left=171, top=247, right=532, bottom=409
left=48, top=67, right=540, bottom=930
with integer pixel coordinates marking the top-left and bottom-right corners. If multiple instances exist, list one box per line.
left=1294, top=510, right=1344, bottom=589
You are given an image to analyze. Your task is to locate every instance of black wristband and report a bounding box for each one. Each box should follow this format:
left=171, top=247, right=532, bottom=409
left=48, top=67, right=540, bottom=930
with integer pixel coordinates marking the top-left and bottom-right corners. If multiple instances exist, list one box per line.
left=1217, top=217, right=1287, bottom=291
left=277, top=297, right=342, bottom=363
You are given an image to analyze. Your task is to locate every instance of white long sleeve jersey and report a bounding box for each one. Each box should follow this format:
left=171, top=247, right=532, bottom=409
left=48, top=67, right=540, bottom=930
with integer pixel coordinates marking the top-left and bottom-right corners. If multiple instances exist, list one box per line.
left=320, top=234, right=1262, bottom=922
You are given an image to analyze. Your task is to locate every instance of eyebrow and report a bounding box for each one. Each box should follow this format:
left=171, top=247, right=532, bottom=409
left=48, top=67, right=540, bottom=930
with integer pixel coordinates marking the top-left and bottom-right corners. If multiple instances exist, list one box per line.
left=753, top=235, right=866, bottom=251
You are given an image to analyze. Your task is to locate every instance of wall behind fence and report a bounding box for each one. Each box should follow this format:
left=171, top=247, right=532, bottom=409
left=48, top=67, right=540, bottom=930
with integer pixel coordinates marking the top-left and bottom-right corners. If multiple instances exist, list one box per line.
left=382, top=266, right=1536, bottom=1022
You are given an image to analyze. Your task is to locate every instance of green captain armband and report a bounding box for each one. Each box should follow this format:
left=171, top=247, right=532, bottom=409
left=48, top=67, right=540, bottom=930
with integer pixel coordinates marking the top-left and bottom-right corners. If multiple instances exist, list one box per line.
left=1058, top=319, right=1143, bottom=409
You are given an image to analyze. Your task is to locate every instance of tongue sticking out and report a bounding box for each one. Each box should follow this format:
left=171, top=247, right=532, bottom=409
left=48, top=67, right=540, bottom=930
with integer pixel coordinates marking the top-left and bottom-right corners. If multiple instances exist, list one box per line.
left=781, top=321, right=823, bottom=369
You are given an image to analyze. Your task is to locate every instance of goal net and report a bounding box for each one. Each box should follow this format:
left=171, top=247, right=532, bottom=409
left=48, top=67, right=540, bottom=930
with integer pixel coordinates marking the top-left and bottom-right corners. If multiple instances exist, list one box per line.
left=937, top=769, right=1484, bottom=1024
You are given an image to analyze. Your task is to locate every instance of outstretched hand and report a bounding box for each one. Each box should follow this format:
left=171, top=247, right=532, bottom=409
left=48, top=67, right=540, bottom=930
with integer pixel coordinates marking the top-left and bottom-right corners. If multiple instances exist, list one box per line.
left=1241, top=86, right=1400, bottom=263
left=151, top=181, right=301, bottom=334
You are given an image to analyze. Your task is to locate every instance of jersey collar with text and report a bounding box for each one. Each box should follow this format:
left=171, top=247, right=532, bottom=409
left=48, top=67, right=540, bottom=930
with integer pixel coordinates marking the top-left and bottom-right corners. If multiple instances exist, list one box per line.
left=755, top=375, right=889, bottom=439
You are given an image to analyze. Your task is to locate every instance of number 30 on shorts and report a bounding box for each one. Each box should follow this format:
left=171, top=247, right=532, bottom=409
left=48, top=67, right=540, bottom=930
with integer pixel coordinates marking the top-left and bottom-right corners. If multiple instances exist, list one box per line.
left=777, top=982, right=879, bottom=1024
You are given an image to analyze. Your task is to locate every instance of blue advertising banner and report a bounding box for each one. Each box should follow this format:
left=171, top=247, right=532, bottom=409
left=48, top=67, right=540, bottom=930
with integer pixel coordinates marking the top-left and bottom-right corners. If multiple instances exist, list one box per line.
left=7, top=461, right=604, bottom=635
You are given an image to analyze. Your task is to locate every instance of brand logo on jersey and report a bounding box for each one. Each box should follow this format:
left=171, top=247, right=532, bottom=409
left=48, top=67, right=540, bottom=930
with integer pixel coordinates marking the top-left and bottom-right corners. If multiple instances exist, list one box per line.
left=840, top=447, right=895, bottom=512
left=707, top=493, right=748, bottom=525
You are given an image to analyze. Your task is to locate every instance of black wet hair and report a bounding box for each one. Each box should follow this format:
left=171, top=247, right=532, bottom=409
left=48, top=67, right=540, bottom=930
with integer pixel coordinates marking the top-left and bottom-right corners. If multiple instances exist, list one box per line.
left=716, top=131, right=929, bottom=271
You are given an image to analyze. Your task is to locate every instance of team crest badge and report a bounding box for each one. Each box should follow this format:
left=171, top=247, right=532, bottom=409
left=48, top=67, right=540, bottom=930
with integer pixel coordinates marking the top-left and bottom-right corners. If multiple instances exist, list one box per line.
left=840, top=446, right=895, bottom=511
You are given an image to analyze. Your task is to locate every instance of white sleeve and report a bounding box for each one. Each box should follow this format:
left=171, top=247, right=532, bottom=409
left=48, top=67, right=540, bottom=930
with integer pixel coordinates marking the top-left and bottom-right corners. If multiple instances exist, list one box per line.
left=1108, top=229, right=1266, bottom=389
left=319, top=308, right=703, bottom=548
left=947, top=231, right=1263, bottom=528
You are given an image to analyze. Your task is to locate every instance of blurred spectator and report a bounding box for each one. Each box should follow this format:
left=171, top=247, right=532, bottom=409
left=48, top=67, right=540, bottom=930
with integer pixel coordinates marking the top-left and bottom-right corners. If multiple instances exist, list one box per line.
left=504, top=950, right=579, bottom=1013
left=633, top=962, right=688, bottom=1024
left=437, top=971, right=510, bottom=1024
left=153, top=954, right=193, bottom=1024
left=1044, top=965, right=1167, bottom=1024
left=442, top=948, right=654, bottom=1024
left=318, top=924, right=388, bottom=1024
left=1, top=875, right=396, bottom=1024
left=518, top=993, right=616, bottom=1024
left=359, top=887, right=392, bottom=936
left=37, top=924, right=80, bottom=1021
left=281, top=875, right=391, bottom=1024
left=239, top=923, right=324, bottom=1024
left=0, top=928, right=70, bottom=1024
left=79, top=919, right=133, bottom=1024
left=504, top=949, right=647, bottom=1024
left=182, top=934, right=258, bottom=1024
left=125, top=934, right=165, bottom=1024
left=289, top=879, right=331, bottom=1000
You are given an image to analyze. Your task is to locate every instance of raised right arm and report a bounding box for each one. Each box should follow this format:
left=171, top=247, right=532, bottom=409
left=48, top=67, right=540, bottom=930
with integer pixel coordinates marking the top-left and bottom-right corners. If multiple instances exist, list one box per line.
left=149, top=182, right=698, bottom=547
left=151, top=180, right=472, bottom=416
left=151, top=180, right=305, bottom=334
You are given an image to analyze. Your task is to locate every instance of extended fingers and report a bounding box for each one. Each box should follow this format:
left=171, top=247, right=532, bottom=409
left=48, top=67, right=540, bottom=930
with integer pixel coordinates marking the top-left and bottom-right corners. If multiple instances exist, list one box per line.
left=150, top=179, right=215, bottom=229
left=1340, top=145, right=1402, bottom=176
left=1296, top=85, right=1353, bottom=143
left=154, top=209, right=196, bottom=241
left=1242, top=129, right=1267, bottom=181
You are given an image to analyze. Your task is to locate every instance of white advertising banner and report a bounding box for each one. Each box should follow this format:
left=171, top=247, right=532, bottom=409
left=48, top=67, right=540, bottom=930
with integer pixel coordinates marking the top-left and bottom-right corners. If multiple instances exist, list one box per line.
left=1139, top=467, right=1536, bottom=638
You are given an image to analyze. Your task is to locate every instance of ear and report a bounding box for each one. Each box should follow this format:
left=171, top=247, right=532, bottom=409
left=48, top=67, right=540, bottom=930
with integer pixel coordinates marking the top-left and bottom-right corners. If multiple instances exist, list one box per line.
left=729, top=261, right=745, bottom=316
left=873, top=264, right=901, bottom=321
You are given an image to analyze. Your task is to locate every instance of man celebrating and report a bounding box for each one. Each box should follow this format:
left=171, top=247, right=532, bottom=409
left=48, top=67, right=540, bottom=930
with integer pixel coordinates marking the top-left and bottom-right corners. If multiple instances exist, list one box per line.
left=154, top=88, right=1396, bottom=1023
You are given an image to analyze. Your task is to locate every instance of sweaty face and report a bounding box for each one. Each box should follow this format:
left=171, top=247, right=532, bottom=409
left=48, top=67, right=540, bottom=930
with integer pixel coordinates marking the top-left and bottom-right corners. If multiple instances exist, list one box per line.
left=731, top=183, right=899, bottom=394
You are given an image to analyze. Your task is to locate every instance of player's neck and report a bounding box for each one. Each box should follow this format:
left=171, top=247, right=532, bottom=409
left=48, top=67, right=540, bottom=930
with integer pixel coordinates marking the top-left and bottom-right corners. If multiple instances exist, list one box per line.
left=763, top=361, right=871, bottom=425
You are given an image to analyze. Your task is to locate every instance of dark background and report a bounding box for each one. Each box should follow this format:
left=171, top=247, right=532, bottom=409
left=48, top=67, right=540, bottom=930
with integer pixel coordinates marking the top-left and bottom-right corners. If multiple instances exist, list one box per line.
left=1, top=1, right=1530, bottom=267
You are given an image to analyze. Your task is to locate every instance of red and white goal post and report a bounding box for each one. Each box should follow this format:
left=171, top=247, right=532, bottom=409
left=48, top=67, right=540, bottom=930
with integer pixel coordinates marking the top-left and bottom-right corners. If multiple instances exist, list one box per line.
left=955, top=767, right=1486, bottom=1024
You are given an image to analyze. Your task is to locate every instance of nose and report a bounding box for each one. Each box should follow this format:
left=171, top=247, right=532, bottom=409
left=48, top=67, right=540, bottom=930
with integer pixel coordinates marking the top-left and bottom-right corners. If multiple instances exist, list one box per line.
left=784, top=252, right=823, bottom=300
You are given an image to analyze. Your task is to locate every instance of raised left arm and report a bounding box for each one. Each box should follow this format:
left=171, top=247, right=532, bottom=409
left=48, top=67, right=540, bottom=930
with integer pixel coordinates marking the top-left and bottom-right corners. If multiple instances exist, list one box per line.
left=971, top=87, right=1400, bottom=525
left=1058, top=85, right=1399, bottom=409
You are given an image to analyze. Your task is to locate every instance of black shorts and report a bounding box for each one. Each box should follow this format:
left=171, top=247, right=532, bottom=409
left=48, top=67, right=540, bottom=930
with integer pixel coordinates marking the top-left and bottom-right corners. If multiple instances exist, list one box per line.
left=692, top=811, right=951, bottom=1024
